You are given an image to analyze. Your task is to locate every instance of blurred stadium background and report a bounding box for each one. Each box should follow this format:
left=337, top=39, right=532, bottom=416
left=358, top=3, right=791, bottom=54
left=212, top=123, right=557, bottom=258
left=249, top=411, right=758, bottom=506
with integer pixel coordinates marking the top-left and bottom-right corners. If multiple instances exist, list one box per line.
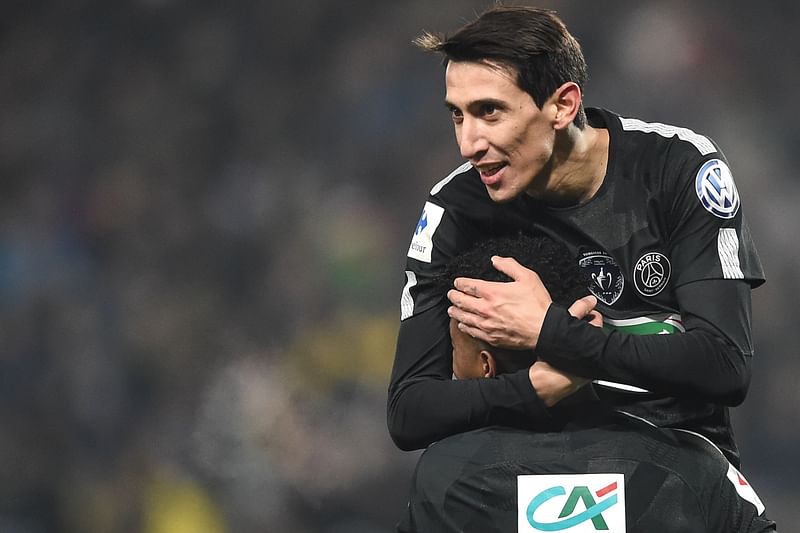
left=1, top=0, right=797, bottom=531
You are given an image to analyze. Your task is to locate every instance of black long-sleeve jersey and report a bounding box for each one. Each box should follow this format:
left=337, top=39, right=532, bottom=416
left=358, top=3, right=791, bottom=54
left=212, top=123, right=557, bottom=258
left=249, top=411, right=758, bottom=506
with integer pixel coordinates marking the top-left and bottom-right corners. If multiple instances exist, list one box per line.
left=388, top=108, right=765, bottom=465
left=397, top=413, right=776, bottom=533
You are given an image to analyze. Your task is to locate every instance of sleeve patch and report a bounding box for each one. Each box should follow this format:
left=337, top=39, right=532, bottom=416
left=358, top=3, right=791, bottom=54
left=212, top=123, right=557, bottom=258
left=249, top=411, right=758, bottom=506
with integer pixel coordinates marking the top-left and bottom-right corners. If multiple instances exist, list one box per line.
left=695, top=159, right=740, bottom=219
left=718, top=228, right=744, bottom=279
left=726, top=463, right=766, bottom=515
left=400, top=270, right=418, bottom=320
left=407, top=202, right=445, bottom=263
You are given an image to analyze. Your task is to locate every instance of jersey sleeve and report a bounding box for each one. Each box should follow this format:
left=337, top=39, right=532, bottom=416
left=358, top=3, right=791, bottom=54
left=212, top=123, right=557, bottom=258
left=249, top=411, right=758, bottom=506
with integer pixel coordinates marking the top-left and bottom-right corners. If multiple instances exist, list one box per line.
left=666, top=146, right=765, bottom=288
left=388, top=165, right=553, bottom=451
left=536, top=293, right=751, bottom=405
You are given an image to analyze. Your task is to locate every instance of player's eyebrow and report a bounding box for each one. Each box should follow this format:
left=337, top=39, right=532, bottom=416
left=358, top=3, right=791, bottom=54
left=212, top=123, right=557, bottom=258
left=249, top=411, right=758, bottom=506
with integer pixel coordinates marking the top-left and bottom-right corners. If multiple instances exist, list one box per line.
left=444, top=98, right=507, bottom=112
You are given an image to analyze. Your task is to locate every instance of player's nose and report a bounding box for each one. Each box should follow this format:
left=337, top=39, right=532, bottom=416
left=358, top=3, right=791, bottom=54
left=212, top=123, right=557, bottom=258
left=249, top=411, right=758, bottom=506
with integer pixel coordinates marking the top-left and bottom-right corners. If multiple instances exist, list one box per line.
left=458, top=118, right=489, bottom=160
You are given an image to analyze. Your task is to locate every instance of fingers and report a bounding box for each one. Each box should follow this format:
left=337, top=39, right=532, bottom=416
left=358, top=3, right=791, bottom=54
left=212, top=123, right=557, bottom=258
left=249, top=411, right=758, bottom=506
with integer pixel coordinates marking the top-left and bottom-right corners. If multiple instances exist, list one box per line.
left=452, top=277, right=485, bottom=297
left=447, top=288, right=484, bottom=315
left=567, top=295, right=597, bottom=320
left=585, top=309, right=603, bottom=328
left=491, top=255, right=534, bottom=282
left=449, top=276, right=503, bottom=311
left=447, top=301, right=472, bottom=324
left=447, top=280, right=492, bottom=334
left=455, top=320, right=491, bottom=344
left=452, top=259, right=543, bottom=298
left=567, top=295, right=603, bottom=327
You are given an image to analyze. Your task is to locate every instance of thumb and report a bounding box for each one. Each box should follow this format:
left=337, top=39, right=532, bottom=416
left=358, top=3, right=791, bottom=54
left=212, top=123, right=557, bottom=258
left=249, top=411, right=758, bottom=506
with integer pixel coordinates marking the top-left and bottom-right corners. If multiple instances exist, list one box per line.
left=568, top=295, right=598, bottom=320
left=491, top=256, right=535, bottom=282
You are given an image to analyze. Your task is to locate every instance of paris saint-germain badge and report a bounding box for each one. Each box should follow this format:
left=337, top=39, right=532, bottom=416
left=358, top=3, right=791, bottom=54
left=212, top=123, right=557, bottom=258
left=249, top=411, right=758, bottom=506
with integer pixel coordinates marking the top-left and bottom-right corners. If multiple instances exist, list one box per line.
left=578, top=252, right=624, bottom=305
left=633, top=252, right=671, bottom=297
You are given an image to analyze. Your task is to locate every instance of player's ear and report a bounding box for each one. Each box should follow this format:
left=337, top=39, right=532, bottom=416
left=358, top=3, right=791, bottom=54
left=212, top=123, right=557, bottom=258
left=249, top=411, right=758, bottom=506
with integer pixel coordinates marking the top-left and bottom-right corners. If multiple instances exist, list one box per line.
left=551, top=81, right=581, bottom=129
left=480, top=350, right=496, bottom=378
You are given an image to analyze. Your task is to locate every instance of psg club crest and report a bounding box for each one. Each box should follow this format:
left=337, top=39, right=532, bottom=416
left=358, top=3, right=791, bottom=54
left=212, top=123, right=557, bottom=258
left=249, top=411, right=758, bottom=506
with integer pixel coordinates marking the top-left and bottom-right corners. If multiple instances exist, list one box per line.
left=578, top=252, right=623, bottom=306
left=633, top=252, right=671, bottom=297
left=695, top=159, right=740, bottom=219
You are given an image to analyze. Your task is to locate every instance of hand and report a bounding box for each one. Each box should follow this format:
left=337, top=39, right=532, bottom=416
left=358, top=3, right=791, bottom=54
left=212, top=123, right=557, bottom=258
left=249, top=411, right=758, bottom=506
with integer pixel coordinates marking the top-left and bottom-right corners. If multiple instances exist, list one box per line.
left=447, top=256, right=552, bottom=350
left=568, top=295, right=603, bottom=327
left=529, top=360, right=590, bottom=407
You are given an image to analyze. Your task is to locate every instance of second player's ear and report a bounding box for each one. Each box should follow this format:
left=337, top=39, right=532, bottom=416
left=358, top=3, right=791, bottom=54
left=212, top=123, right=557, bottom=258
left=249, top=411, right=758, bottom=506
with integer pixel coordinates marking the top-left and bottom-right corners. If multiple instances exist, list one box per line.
left=480, top=349, right=497, bottom=378
left=552, top=81, right=582, bottom=129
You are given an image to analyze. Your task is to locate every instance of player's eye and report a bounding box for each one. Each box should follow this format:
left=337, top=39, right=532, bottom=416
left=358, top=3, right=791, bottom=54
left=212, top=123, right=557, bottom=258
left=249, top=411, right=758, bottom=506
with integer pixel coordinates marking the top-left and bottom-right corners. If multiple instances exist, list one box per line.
left=479, top=103, right=497, bottom=116
left=449, top=106, right=464, bottom=124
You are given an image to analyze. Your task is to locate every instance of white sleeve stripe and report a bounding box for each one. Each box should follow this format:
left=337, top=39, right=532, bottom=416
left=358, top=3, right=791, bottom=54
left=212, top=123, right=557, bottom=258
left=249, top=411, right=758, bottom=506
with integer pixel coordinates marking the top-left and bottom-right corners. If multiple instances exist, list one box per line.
left=430, top=161, right=473, bottom=196
left=718, top=228, right=744, bottom=279
left=593, top=379, right=650, bottom=393
left=400, top=270, right=417, bottom=320
left=619, top=117, right=716, bottom=155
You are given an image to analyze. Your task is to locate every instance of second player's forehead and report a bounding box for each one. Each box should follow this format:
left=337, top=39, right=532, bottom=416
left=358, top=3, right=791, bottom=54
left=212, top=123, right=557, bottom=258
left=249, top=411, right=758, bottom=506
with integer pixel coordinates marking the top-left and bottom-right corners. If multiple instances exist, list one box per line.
left=444, top=60, right=524, bottom=107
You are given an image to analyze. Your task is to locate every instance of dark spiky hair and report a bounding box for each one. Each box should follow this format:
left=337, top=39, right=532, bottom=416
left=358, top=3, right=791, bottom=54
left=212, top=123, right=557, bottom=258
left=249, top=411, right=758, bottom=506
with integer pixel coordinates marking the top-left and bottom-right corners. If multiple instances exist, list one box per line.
left=442, top=232, right=589, bottom=306
left=415, top=5, right=588, bottom=128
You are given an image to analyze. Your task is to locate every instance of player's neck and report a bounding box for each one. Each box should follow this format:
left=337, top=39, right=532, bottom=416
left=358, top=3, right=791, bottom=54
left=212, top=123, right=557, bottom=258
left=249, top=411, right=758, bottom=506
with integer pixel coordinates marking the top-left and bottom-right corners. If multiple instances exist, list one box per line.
left=527, top=125, right=609, bottom=207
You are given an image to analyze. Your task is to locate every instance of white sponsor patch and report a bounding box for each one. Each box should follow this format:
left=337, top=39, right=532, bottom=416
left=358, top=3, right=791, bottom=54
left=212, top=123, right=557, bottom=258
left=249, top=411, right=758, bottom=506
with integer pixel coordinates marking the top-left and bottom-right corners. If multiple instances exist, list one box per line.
left=407, top=202, right=445, bottom=263
left=695, top=159, right=740, bottom=219
left=518, top=473, right=626, bottom=532
left=726, top=463, right=766, bottom=515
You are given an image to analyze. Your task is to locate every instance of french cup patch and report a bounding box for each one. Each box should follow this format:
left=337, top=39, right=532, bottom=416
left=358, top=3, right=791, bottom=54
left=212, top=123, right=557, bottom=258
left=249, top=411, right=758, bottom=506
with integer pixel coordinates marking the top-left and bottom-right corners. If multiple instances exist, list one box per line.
left=579, top=252, right=624, bottom=306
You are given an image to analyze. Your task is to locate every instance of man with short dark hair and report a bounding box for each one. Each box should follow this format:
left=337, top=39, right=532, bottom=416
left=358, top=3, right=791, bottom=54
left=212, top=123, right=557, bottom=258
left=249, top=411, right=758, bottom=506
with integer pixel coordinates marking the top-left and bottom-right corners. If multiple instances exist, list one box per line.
left=388, top=5, right=764, bottom=472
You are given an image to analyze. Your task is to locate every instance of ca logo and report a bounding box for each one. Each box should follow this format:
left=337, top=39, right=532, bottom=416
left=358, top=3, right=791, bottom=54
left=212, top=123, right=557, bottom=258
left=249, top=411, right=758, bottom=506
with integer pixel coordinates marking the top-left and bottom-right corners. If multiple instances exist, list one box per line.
left=519, top=474, right=626, bottom=532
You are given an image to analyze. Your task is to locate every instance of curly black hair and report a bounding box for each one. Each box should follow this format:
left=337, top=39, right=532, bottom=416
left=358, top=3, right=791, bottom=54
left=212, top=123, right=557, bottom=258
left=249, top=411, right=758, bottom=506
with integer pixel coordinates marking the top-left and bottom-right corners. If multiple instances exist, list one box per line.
left=441, top=232, right=590, bottom=374
left=441, top=232, right=589, bottom=306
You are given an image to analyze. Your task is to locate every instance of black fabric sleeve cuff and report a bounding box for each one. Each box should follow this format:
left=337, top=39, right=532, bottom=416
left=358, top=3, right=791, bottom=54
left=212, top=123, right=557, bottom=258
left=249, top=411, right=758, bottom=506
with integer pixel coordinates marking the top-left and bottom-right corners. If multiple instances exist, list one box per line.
left=535, top=304, right=609, bottom=377
left=501, top=367, right=553, bottom=426
left=535, top=302, right=749, bottom=404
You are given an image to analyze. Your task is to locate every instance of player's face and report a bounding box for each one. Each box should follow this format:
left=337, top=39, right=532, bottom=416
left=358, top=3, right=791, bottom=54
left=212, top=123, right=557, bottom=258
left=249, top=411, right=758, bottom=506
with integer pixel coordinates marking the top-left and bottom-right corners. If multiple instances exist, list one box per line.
left=450, top=318, right=491, bottom=379
left=445, top=61, right=557, bottom=203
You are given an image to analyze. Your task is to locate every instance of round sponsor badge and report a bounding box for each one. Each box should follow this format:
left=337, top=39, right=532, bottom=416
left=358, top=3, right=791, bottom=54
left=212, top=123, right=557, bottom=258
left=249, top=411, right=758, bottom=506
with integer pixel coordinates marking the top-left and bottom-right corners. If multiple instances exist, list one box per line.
left=695, top=159, right=740, bottom=219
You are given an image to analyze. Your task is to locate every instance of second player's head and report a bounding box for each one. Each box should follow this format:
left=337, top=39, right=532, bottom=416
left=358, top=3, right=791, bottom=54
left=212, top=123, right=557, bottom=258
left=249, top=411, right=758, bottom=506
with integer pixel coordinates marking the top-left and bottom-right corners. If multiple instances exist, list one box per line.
left=442, top=232, right=588, bottom=378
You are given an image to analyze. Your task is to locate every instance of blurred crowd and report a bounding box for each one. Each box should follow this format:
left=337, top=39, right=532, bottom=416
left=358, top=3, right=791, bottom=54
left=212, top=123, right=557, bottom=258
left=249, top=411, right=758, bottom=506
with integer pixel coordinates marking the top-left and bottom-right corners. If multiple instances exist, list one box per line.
left=0, top=0, right=797, bottom=531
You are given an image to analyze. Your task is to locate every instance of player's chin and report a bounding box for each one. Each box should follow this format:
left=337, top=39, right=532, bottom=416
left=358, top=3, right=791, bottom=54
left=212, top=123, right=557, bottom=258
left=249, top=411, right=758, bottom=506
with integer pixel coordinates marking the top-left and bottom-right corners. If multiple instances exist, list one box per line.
left=485, top=186, right=519, bottom=204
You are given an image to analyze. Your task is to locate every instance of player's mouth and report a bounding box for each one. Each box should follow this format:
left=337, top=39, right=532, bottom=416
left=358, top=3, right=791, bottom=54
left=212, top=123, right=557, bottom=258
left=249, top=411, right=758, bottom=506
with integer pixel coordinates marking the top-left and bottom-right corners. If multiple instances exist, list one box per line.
left=476, top=163, right=507, bottom=186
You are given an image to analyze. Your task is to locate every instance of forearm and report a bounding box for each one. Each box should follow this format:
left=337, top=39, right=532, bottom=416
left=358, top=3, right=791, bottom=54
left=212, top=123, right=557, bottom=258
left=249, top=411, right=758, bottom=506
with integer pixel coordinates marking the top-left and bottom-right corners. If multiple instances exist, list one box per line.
left=387, top=370, right=550, bottom=450
left=388, top=307, right=552, bottom=450
left=536, top=305, right=750, bottom=405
